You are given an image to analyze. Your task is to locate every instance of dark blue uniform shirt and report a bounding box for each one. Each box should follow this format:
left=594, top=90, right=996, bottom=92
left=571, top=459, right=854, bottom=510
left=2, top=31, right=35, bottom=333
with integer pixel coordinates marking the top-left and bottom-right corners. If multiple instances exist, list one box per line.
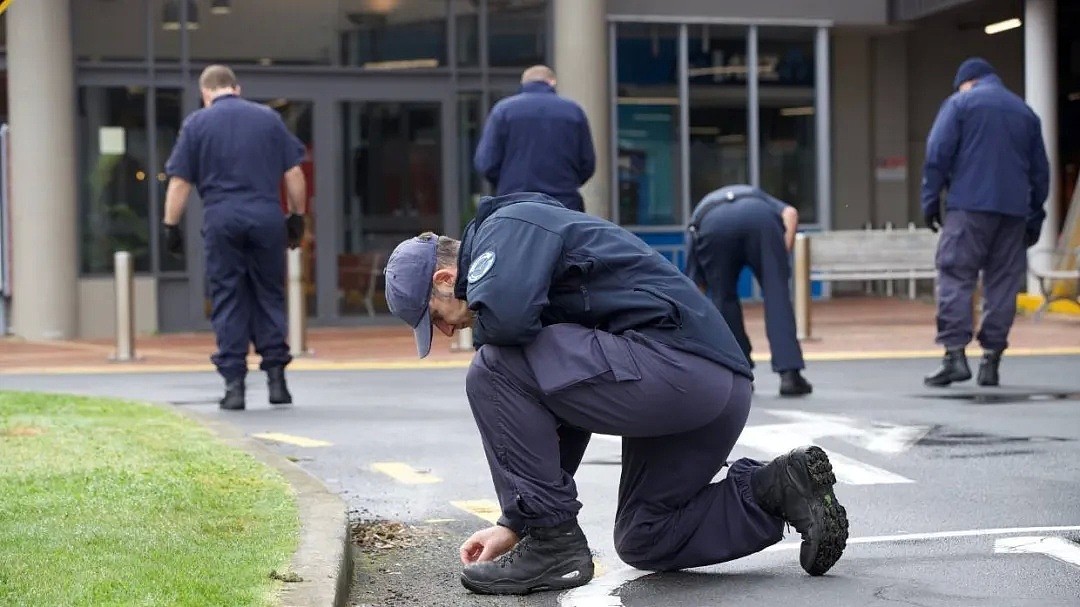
left=165, top=95, right=305, bottom=207
left=455, top=193, right=753, bottom=379
left=473, top=82, right=596, bottom=212
left=921, top=75, right=1050, bottom=232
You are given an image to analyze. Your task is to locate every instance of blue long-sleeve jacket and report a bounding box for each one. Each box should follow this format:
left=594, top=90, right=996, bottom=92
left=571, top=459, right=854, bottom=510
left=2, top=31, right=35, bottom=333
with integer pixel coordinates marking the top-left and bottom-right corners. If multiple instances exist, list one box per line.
left=454, top=193, right=752, bottom=379
left=921, top=75, right=1050, bottom=233
left=473, top=82, right=596, bottom=212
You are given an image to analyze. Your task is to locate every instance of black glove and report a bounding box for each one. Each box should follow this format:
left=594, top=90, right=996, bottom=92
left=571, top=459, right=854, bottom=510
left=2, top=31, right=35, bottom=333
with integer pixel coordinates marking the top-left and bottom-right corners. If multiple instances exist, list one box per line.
left=163, top=223, right=183, bottom=257
left=1025, top=227, right=1040, bottom=248
left=286, top=213, right=305, bottom=249
left=924, top=210, right=941, bottom=233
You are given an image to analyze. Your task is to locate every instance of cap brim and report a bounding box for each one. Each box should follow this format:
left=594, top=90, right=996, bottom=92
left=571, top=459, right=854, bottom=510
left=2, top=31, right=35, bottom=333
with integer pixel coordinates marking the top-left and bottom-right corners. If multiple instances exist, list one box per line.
left=412, top=307, right=433, bottom=358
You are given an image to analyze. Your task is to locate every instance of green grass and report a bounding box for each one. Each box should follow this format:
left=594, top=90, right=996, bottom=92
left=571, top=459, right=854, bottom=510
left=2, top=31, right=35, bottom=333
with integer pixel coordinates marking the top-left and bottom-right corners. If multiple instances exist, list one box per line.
left=0, top=391, right=300, bottom=607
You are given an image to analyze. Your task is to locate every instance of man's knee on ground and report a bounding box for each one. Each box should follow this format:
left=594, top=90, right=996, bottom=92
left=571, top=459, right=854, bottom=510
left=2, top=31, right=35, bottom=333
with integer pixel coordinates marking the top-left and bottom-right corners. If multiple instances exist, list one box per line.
left=614, top=520, right=677, bottom=571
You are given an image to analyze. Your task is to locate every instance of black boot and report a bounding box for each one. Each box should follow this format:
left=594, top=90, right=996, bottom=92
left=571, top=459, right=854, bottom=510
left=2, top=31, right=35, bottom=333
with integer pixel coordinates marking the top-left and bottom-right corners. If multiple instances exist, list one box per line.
left=752, top=446, right=849, bottom=576
left=219, top=379, right=245, bottom=411
left=460, top=520, right=594, bottom=595
left=779, top=370, right=813, bottom=396
left=266, top=367, right=292, bottom=405
left=923, top=348, right=972, bottom=387
left=976, top=350, right=1002, bottom=387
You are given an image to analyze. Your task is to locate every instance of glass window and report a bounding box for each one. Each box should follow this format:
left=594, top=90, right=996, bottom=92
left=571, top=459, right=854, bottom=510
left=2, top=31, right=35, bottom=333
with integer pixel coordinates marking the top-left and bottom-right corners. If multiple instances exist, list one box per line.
left=339, top=0, right=449, bottom=69
left=340, top=101, right=442, bottom=316
left=154, top=88, right=185, bottom=272
left=78, top=86, right=152, bottom=274
left=489, top=0, right=547, bottom=68
left=687, top=24, right=749, bottom=205
left=74, top=0, right=147, bottom=63
left=758, top=27, right=817, bottom=223
left=458, top=92, right=484, bottom=232
left=615, top=23, right=682, bottom=226
left=455, top=0, right=479, bottom=67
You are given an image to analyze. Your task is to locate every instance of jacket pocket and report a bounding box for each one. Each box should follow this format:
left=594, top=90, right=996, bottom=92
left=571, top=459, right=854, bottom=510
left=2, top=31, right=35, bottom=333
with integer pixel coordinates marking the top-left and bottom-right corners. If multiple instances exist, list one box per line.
left=525, top=325, right=641, bottom=395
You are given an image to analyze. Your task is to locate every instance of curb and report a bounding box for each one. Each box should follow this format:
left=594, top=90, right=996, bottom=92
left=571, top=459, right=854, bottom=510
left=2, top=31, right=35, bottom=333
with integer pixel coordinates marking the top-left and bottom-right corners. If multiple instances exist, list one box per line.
left=167, top=405, right=354, bottom=607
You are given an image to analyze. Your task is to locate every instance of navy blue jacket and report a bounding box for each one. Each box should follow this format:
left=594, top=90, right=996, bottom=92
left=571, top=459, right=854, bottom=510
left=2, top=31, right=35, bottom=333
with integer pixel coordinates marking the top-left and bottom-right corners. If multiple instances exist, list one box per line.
left=473, top=82, right=596, bottom=213
left=166, top=95, right=305, bottom=207
left=455, top=193, right=753, bottom=379
left=921, top=75, right=1049, bottom=232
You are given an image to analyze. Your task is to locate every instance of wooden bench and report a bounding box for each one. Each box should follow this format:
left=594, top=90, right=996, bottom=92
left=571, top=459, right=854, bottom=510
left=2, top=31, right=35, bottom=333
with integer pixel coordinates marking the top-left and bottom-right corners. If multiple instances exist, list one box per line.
left=806, top=228, right=940, bottom=299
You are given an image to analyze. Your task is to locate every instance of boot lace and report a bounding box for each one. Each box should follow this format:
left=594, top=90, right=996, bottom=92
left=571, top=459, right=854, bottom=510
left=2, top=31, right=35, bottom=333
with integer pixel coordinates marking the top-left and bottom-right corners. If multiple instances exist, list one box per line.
left=497, top=536, right=535, bottom=568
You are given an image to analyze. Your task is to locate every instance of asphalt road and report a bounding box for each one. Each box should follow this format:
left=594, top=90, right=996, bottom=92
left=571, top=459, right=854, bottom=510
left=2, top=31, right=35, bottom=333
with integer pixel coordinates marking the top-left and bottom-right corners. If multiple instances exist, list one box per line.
left=4, top=354, right=1079, bottom=607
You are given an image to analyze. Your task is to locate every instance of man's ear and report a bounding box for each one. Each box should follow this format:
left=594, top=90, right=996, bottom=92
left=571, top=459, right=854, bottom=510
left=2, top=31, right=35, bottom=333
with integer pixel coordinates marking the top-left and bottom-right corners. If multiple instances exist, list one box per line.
left=433, top=267, right=457, bottom=289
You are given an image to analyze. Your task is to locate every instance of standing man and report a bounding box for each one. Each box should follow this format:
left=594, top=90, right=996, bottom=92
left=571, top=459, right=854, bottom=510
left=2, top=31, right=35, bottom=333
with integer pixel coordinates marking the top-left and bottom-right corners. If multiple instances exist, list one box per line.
left=685, top=185, right=812, bottom=396
left=474, top=65, right=595, bottom=213
left=383, top=192, right=848, bottom=595
left=921, top=58, right=1050, bottom=387
left=163, top=65, right=308, bottom=410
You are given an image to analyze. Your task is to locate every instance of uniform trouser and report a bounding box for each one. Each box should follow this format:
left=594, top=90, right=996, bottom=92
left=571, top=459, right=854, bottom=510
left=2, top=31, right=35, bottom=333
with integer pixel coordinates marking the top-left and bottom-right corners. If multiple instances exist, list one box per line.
left=465, top=324, right=784, bottom=571
left=203, top=201, right=292, bottom=382
left=705, top=214, right=804, bottom=372
left=935, top=209, right=1027, bottom=352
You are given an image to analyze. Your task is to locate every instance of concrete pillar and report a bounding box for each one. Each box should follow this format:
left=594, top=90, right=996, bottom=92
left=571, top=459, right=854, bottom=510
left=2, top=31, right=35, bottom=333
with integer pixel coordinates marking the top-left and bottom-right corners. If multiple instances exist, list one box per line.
left=8, top=0, right=79, bottom=339
left=553, top=0, right=610, bottom=219
left=1024, top=0, right=1059, bottom=293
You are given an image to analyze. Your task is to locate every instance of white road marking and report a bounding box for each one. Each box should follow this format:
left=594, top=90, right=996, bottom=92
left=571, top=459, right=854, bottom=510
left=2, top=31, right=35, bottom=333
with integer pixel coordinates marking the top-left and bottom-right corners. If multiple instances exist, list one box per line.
left=559, top=526, right=1080, bottom=607
left=594, top=411, right=920, bottom=485
left=995, top=536, right=1080, bottom=568
left=763, top=410, right=932, bottom=455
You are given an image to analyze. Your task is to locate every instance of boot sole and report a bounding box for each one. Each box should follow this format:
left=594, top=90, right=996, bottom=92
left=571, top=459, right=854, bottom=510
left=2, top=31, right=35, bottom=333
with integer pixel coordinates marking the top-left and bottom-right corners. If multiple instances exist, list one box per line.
left=269, top=397, right=293, bottom=405
left=923, top=371, right=972, bottom=387
left=800, top=446, right=848, bottom=576
left=460, top=561, right=593, bottom=595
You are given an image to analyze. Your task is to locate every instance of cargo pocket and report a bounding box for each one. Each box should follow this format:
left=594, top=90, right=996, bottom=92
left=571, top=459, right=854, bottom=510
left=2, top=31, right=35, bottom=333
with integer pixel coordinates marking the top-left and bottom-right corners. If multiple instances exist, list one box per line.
left=525, top=325, right=641, bottom=395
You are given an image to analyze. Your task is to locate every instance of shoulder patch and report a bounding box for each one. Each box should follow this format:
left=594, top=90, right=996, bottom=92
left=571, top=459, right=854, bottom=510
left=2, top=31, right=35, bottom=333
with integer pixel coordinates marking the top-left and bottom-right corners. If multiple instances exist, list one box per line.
left=468, top=250, right=496, bottom=283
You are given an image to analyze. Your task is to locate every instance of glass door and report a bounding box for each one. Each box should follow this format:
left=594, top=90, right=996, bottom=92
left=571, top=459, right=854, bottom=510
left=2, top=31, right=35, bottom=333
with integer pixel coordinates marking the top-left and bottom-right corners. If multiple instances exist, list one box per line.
left=339, top=101, right=443, bottom=317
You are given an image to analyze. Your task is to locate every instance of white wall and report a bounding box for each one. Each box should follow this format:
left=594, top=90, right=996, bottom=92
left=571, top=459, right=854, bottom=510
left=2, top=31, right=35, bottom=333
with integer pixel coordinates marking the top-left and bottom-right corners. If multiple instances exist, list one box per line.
left=78, top=276, right=158, bottom=339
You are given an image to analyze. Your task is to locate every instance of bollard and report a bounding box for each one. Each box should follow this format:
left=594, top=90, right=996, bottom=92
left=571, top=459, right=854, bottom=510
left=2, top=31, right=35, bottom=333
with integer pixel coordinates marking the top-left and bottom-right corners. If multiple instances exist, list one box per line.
left=451, top=327, right=474, bottom=353
left=110, top=251, right=136, bottom=362
left=793, top=233, right=812, bottom=341
left=287, top=247, right=309, bottom=357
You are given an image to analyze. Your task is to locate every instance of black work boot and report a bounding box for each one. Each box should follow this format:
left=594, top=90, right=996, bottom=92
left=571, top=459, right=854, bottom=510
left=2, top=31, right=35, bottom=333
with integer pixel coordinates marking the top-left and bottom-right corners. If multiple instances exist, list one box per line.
left=266, top=367, right=293, bottom=405
left=923, top=348, right=972, bottom=387
left=752, top=446, right=849, bottom=576
left=460, top=520, right=594, bottom=595
left=976, top=350, right=1002, bottom=387
left=219, top=379, right=245, bottom=411
left=779, top=370, right=813, bottom=396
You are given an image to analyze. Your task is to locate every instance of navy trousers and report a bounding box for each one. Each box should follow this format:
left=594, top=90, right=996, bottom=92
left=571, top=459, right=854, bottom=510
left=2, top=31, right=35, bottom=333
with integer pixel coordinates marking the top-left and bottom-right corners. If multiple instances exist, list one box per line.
left=696, top=202, right=805, bottom=372
left=935, top=209, right=1026, bottom=351
left=465, top=324, right=783, bottom=571
left=203, top=201, right=292, bottom=381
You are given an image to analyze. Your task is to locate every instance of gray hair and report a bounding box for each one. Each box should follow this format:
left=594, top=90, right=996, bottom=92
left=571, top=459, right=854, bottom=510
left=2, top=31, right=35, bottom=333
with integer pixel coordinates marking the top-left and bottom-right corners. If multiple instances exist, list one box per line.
left=418, top=232, right=460, bottom=270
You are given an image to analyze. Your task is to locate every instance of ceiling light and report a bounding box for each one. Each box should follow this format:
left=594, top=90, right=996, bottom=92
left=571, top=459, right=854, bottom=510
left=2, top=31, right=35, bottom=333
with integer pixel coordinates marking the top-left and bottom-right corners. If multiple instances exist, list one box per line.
left=780, top=106, right=815, bottom=117
left=984, top=18, right=1021, bottom=35
left=211, top=0, right=231, bottom=15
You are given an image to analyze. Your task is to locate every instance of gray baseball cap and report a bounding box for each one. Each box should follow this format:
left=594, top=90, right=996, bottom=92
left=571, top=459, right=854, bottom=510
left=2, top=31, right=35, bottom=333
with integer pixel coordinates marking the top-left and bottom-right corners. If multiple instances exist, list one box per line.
left=384, top=236, right=437, bottom=358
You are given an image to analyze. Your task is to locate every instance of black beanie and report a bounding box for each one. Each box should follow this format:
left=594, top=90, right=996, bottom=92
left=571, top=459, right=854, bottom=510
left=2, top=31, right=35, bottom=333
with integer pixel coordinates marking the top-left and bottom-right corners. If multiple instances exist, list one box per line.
left=953, top=57, right=996, bottom=90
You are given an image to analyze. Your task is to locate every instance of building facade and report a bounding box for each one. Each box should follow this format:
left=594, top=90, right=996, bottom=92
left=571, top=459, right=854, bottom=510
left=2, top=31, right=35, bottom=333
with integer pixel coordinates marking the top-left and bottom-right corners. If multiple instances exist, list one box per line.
left=0, top=0, right=1074, bottom=339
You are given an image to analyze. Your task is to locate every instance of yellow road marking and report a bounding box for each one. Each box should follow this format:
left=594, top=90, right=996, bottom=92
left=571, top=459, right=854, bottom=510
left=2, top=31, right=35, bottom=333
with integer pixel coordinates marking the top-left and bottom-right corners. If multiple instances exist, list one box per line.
left=3, top=346, right=1079, bottom=376
left=370, top=462, right=442, bottom=484
left=451, top=499, right=502, bottom=524
left=424, top=518, right=458, bottom=524
left=251, top=432, right=332, bottom=448
left=0, top=0, right=12, bottom=17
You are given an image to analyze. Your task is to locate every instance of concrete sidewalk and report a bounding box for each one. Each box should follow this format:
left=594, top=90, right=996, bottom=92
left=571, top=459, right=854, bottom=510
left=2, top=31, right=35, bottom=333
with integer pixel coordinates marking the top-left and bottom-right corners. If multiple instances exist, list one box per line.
left=2, top=297, right=1078, bottom=375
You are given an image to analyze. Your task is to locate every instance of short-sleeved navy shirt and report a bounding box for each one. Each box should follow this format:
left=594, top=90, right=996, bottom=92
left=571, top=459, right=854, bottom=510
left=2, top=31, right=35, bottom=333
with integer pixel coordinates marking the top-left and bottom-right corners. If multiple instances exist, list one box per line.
left=165, top=94, right=305, bottom=207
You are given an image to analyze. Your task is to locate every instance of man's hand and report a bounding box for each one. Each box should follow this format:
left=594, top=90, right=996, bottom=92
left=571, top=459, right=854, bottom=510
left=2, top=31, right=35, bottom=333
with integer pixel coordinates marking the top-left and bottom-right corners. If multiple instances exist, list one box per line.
left=286, top=214, right=305, bottom=249
left=459, top=525, right=519, bottom=565
left=924, top=210, right=942, bottom=233
left=163, top=223, right=183, bottom=257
